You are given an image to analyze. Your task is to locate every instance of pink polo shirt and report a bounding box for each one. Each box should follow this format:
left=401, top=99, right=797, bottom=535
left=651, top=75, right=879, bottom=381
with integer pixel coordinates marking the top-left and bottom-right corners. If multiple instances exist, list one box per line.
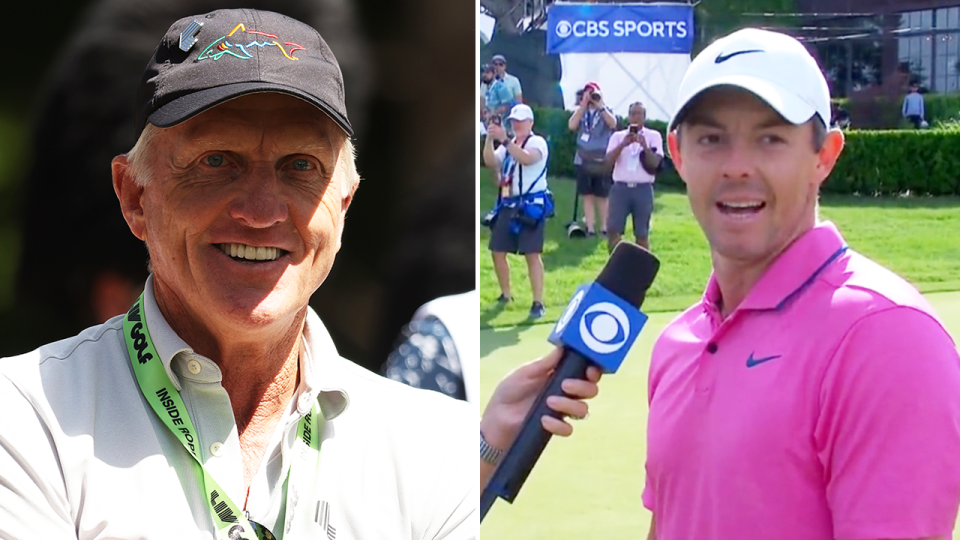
left=606, top=127, right=663, bottom=184
left=643, top=222, right=960, bottom=540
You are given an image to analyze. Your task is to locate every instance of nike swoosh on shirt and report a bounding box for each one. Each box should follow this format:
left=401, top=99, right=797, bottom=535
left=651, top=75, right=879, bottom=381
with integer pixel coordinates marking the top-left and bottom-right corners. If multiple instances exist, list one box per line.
left=715, top=49, right=764, bottom=63
left=746, top=352, right=782, bottom=368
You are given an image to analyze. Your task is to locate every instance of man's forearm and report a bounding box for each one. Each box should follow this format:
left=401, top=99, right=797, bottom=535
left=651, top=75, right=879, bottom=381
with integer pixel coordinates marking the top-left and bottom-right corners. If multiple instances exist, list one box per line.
left=506, top=143, right=541, bottom=167
left=606, top=143, right=625, bottom=165
left=568, top=107, right=586, bottom=131
left=642, top=149, right=662, bottom=172
left=601, top=108, right=617, bottom=129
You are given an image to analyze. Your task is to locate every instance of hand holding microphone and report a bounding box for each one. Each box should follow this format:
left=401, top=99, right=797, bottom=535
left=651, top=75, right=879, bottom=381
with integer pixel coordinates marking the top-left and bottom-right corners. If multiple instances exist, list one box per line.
left=481, top=242, right=660, bottom=520
left=481, top=349, right=602, bottom=458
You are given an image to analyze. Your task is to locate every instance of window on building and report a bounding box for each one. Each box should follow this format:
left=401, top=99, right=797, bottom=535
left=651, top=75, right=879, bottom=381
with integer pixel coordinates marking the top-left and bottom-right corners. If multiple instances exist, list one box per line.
left=898, top=8, right=960, bottom=92
left=935, top=7, right=960, bottom=30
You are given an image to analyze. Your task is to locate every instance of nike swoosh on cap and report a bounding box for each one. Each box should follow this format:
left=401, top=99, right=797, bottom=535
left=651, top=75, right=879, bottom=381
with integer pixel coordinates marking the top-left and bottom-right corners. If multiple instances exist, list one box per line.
left=715, top=49, right=764, bottom=64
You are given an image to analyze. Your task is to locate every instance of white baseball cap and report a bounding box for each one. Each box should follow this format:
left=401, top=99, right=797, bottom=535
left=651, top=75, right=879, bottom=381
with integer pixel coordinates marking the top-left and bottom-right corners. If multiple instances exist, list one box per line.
left=668, top=28, right=831, bottom=132
left=507, top=103, right=535, bottom=122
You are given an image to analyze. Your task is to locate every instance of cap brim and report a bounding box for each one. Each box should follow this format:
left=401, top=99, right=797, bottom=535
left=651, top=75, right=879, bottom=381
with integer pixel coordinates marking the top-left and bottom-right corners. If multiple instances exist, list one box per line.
left=508, top=115, right=532, bottom=121
left=147, top=81, right=354, bottom=137
left=668, top=74, right=818, bottom=132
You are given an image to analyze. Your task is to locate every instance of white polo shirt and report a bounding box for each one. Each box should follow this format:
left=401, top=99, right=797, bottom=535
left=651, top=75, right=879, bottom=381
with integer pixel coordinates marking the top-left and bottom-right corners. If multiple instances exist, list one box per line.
left=0, top=275, right=477, bottom=539
left=495, top=134, right=548, bottom=196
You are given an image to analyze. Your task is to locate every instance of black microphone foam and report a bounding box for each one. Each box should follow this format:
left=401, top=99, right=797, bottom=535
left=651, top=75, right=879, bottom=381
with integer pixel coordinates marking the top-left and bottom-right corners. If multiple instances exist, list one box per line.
left=597, top=242, right=660, bottom=308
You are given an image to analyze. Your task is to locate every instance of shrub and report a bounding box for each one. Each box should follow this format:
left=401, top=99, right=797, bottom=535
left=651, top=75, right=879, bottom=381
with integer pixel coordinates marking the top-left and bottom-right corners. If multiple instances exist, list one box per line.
left=833, top=93, right=960, bottom=129
left=828, top=128, right=960, bottom=196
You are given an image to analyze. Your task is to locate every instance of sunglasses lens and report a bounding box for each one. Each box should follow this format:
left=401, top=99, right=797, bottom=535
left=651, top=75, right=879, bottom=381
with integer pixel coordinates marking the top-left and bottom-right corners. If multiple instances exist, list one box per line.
left=250, top=519, right=278, bottom=540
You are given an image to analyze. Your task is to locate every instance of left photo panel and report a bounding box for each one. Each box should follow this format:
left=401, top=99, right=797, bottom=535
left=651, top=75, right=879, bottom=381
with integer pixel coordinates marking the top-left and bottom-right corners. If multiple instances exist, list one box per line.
left=0, top=0, right=479, bottom=537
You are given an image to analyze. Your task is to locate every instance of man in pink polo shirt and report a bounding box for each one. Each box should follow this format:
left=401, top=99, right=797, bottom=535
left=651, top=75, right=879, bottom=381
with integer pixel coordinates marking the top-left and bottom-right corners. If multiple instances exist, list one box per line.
left=643, top=28, right=960, bottom=540
left=605, top=102, right=663, bottom=252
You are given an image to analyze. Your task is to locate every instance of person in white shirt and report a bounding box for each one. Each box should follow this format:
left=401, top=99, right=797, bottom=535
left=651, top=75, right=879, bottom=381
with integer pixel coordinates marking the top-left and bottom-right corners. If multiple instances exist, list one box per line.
left=0, top=9, right=475, bottom=539
left=483, top=104, right=551, bottom=320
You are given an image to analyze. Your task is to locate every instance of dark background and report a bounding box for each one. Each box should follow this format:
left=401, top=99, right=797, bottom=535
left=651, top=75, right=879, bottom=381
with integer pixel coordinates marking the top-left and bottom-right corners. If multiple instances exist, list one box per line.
left=0, top=0, right=476, bottom=372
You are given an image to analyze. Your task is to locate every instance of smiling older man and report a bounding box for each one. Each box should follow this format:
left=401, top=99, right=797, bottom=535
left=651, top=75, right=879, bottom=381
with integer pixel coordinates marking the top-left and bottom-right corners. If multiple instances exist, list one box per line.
left=0, top=9, right=474, bottom=539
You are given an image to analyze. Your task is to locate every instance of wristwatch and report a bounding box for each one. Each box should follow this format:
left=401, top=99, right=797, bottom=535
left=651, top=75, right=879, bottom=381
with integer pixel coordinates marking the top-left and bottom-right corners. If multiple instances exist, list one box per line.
left=480, top=431, right=505, bottom=465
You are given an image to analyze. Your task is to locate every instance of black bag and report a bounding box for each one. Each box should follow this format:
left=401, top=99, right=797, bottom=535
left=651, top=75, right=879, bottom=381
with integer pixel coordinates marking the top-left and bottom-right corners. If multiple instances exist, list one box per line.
left=577, top=148, right=611, bottom=176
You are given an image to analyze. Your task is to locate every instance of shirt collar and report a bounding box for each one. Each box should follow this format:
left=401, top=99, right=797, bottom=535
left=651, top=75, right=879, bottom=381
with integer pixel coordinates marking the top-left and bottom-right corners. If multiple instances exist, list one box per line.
left=702, top=221, right=849, bottom=315
left=141, top=275, right=349, bottom=421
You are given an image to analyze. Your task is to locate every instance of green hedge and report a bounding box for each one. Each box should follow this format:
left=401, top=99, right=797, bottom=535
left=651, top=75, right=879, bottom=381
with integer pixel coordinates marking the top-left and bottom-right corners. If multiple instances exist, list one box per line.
left=503, top=107, right=960, bottom=196
left=833, top=93, right=960, bottom=129
left=828, top=128, right=960, bottom=196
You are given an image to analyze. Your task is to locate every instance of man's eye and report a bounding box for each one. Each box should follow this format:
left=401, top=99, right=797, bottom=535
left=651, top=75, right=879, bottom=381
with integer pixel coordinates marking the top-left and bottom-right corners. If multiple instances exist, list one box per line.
left=761, top=135, right=786, bottom=144
left=204, top=154, right=225, bottom=167
left=292, top=159, right=311, bottom=171
left=698, top=134, right=721, bottom=145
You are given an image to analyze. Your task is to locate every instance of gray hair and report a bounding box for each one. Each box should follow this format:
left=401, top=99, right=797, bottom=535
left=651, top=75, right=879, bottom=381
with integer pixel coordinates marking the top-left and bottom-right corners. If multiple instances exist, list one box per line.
left=125, top=122, right=360, bottom=191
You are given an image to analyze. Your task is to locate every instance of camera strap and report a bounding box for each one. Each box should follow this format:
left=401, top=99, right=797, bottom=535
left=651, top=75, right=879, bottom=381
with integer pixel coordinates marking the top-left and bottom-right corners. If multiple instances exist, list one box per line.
left=517, top=134, right=546, bottom=200
left=122, top=293, right=323, bottom=539
left=497, top=135, right=533, bottom=206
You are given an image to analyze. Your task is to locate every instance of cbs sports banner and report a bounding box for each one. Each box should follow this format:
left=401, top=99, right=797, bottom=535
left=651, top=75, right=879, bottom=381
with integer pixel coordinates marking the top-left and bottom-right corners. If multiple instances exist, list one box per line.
left=547, top=3, right=694, bottom=54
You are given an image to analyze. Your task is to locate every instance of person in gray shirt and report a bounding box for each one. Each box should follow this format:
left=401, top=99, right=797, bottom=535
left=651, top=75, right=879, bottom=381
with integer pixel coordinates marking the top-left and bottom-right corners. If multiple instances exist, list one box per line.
left=567, top=82, right=617, bottom=237
left=902, top=82, right=926, bottom=129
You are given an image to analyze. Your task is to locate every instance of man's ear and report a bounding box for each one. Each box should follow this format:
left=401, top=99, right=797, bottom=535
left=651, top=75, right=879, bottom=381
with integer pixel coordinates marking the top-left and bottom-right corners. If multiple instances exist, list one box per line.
left=815, top=129, right=845, bottom=188
left=667, top=131, right=687, bottom=185
left=112, top=155, right=148, bottom=242
left=341, top=174, right=358, bottom=217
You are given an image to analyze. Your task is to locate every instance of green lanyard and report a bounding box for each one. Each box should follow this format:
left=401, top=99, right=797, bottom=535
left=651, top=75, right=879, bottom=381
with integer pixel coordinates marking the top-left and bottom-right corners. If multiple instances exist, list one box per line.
left=123, top=293, right=322, bottom=539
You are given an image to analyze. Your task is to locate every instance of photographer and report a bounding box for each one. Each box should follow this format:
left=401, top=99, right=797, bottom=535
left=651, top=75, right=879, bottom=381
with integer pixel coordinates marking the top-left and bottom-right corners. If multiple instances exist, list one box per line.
left=482, top=104, right=551, bottom=320
left=604, top=102, right=663, bottom=252
left=481, top=64, right=512, bottom=125
left=567, top=82, right=617, bottom=237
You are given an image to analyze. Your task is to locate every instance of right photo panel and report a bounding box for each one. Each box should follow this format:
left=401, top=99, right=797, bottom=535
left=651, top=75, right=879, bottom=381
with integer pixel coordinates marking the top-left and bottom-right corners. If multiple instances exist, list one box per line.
left=479, top=2, right=960, bottom=539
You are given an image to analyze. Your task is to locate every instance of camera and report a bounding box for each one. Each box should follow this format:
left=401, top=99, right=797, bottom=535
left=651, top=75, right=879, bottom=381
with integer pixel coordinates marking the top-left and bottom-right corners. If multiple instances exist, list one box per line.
left=590, top=92, right=601, bottom=102
left=489, top=115, right=501, bottom=126
left=629, top=124, right=639, bottom=134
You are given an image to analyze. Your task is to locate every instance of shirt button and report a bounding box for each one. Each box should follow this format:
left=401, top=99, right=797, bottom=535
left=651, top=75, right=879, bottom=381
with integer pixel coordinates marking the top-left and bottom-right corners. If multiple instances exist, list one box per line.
left=210, top=442, right=224, bottom=457
left=187, top=359, right=202, bottom=374
left=706, top=342, right=718, bottom=354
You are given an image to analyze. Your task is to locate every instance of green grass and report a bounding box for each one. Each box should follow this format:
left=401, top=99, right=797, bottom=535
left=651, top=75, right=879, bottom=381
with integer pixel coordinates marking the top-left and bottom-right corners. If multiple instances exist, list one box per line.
left=479, top=169, right=960, bottom=328
left=479, top=291, right=960, bottom=538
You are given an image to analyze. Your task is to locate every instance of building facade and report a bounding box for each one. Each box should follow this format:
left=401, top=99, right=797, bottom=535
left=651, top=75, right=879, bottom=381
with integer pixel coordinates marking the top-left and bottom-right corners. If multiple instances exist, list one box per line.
left=798, top=0, right=960, bottom=96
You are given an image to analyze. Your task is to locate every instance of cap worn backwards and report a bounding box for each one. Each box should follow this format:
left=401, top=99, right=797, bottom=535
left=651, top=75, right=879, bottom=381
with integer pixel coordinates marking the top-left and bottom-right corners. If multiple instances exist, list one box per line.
left=135, top=8, right=353, bottom=138
left=668, top=28, right=831, bottom=132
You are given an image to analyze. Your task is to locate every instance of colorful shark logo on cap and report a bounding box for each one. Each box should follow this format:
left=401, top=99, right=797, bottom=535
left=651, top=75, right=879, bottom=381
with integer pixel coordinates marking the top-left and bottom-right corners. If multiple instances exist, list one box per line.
left=197, top=23, right=305, bottom=61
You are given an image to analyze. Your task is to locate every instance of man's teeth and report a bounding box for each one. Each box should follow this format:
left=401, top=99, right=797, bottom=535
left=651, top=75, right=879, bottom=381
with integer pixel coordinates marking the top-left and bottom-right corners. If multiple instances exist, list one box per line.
left=220, top=243, right=281, bottom=261
left=720, top=201, right=763, bottom=209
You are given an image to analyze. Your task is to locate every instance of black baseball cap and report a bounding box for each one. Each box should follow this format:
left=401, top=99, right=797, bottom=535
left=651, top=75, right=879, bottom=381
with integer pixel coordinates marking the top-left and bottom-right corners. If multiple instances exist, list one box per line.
left=135, top=8, right=352, bottom=138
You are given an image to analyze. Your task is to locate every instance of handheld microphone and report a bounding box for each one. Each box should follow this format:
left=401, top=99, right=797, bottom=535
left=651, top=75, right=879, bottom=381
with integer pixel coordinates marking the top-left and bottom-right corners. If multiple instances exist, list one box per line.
left=481, top=242, right=660, bottom=520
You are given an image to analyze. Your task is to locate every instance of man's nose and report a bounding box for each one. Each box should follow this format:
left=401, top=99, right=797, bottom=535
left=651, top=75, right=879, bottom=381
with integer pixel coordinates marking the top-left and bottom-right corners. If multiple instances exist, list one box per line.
left=719, top=139, right=757, bottom=180
left=228, top=164, right=288, bottom=228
